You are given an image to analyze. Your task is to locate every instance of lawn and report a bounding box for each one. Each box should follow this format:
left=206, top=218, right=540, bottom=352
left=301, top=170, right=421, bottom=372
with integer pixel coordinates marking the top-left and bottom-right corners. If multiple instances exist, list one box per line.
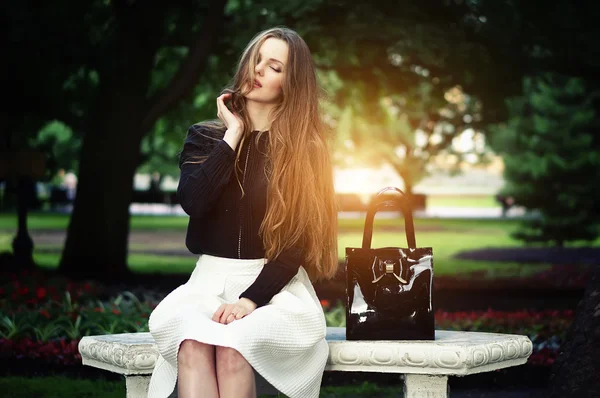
left=0, top=376, right=401, bottom=398
left=0, top=211, right=518, bottom=231
left=0, top=212, right=583, bottom=277
left=426, top=194, right=499, bottom=208
left=0, top=376, right=124, bottom=398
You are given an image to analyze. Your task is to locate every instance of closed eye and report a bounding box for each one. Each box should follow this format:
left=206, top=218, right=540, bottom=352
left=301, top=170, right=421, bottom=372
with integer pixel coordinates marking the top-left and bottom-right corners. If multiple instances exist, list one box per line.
left=258, top=55, right=283, bottom=72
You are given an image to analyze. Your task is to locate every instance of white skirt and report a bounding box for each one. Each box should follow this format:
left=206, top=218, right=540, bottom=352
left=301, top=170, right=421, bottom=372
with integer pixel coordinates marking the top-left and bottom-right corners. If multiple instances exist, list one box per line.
left=147, top=254, right=328, bottom=398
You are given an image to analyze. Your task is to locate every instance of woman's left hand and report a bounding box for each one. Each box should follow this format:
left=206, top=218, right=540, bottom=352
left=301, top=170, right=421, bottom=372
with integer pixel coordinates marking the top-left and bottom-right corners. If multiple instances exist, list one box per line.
left=212, top=298, right=257, bottom=324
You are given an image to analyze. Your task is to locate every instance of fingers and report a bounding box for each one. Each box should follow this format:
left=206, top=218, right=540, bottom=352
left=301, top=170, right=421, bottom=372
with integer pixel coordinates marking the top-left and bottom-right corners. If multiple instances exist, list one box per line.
left=212, top=303, right=247, bottom=324
left=219, top=305, right=233, bottom=324
left=216, top=94, right=240, bottom=130
left=216, top=94, right=231, bottom=112
left=212, top=304, right=225, bottom=323
left=216, top=94, right=226, bottom=122
left=225, top=311, right=237, bottom=325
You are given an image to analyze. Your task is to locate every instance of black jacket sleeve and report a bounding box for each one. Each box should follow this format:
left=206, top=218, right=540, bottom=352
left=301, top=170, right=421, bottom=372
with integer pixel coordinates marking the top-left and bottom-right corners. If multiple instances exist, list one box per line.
left=238, top=246, right=305, bottom=308
left=177, top=125, right=235, bottom=218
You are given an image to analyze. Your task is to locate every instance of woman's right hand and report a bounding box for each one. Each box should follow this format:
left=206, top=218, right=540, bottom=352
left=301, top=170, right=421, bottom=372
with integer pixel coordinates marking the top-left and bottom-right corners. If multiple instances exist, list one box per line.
left=217, top=93, right=244, bottom=134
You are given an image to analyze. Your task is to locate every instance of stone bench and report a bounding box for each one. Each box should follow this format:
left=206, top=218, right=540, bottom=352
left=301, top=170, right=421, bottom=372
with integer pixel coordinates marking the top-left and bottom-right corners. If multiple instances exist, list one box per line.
left=78, top=327, right=533, bottom=397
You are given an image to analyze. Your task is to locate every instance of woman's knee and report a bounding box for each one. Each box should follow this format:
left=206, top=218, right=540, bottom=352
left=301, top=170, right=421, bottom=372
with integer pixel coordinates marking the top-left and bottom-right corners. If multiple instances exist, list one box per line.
left=215, top=346, right=249, bottom=374
left=178, top=339, right=213, bottom=368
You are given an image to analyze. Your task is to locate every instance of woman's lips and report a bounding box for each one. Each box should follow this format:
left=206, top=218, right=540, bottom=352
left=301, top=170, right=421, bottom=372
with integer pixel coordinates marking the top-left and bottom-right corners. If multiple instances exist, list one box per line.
left=253, top=80, right=262, bottom=88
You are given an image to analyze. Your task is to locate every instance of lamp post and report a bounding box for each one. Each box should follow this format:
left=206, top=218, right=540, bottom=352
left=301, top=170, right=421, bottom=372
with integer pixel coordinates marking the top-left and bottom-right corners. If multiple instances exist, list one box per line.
left=0, top=151, right=46, bottom=268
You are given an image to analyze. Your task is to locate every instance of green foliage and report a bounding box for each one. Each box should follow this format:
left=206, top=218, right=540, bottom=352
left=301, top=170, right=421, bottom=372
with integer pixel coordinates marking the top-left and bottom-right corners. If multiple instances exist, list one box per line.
left=0, top=284, right=152, bottom=341
left=322, top=300, right=345, bottom=327
left=0, top=315, right=20, bottom=339
left=490, top=73, right=600, bottom=245
left=28, top=121, right=81, bottom=180
left=0, top=377, right=125, bottom=398
left=319, top=381, right=404, bottom=398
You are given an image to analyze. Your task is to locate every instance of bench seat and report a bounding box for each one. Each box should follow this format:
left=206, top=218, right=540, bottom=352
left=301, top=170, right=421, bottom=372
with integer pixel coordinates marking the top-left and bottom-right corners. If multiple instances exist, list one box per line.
left=79, top=327, right=533, bottom=397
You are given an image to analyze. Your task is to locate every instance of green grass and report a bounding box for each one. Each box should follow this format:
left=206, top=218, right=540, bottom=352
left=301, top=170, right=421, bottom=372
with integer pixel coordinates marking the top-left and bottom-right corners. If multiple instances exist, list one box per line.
left=339, top=227, right=551, bottom=277
left=0, top=212, right=521, bottom=232
left=0, top=377, right=401, bottom=398
left=0, top=195, right=500, bottom=231
left=426, top=195, right=498, bottom=208
left=0, top=376, right=125, bottom=398
left=33, top=252, right=198, bottom=274
left=0, top=213, right=190, bottom=231
left=2, top=212, right=596, bottom=277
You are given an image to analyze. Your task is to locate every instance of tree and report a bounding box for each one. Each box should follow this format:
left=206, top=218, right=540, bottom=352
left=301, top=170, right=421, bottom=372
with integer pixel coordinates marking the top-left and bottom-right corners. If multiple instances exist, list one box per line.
left=490, top=73, right=600, bottom=245
left=547, top=265, right=600, bottom=397
left=57, top=0, right=230, bottom=280
left=301, top=1, right=499, bottom=197
left=470, top=2, right=600, bottom=393
left=330, top=81, right=489, bottom=197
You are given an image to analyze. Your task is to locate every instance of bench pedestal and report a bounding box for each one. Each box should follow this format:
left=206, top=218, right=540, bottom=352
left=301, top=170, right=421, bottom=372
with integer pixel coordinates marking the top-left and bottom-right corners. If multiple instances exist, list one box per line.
left=125, top=376, right=150, bottom=398
left=79, top=327, right=532, bottom=397
left=404, top=374, right=448, bottom=397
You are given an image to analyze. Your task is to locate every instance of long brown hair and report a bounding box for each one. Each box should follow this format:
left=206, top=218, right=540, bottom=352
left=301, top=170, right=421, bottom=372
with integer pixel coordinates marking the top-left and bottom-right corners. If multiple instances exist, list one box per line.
left=192, top=27, right=338, bottom=281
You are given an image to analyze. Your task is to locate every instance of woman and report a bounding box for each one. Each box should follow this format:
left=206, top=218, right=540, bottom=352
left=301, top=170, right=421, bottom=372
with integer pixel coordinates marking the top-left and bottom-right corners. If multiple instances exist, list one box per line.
left=148, top=27, right=338, bottom=398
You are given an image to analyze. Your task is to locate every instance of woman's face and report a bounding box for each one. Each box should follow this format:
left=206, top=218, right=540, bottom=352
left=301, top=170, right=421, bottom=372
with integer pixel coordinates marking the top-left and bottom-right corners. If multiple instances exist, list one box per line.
left=244, top=37, right=289, bottom=104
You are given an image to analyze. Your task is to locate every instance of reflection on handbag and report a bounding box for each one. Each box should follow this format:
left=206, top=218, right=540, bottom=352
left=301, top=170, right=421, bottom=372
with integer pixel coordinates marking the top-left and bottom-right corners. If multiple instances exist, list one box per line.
left=345, top=187, right=435, bottom=340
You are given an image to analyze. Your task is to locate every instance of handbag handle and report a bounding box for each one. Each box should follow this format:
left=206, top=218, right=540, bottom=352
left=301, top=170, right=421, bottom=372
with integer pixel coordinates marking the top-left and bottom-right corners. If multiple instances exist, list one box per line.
left=361, top=187, right=416, bottom=249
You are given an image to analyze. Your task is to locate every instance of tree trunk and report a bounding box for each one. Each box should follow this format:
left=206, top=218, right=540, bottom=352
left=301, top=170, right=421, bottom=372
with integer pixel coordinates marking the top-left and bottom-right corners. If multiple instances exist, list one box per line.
left=59, top=85, right=146, bottom=281
left=58, top=0, right=227, bottom=281
left=547, top=265, right=600, bottom=397
left=397, top=170, right=415, bottom=208
left=58, top=21, right=153, bottom=281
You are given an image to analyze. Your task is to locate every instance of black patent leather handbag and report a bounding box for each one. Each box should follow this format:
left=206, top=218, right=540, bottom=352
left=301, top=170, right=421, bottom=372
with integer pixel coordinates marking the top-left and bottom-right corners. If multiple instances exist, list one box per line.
left=345, top=187, right=434, bottom=340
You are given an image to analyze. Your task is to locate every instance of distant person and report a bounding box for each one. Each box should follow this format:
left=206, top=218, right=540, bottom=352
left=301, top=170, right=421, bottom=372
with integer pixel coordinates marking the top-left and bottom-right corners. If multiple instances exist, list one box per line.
left=495, top=193, right=515, bottom=217
left=49, top=169, right=70, bottom=210
left=147, top=27, right=338, bottom=398
left=148, top=171, right=163, bottom=203
left=63, top=170, right=77, bottom=201
left=149, top=171, right=162, bottom=193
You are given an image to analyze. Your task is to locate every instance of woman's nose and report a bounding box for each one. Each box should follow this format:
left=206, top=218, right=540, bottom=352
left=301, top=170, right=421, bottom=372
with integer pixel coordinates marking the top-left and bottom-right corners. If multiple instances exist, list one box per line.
left=255, top=62, right=264, bottom=75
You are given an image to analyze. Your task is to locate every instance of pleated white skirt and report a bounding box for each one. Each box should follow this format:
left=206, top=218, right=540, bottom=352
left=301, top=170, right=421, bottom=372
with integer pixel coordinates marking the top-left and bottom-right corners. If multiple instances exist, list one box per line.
left=147, top=254, right=328, bottom=398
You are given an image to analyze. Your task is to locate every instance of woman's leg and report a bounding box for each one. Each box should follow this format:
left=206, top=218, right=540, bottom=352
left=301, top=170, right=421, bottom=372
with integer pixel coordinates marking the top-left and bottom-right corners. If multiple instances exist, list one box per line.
left=215, top=346, right=256, bottom=398
left=178, top=339, right=219, bottom=398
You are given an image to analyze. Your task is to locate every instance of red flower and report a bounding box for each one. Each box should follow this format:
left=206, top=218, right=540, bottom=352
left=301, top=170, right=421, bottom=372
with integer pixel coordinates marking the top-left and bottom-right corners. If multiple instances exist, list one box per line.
left=320, top=299, right=330, bottom=308
left=112, top=309, right=121, bottom=315
left=18, top=287, right=29, bottom=296
left=40, top=309, right=51, bottom=319
left=36, top=287, right=47, bottom=299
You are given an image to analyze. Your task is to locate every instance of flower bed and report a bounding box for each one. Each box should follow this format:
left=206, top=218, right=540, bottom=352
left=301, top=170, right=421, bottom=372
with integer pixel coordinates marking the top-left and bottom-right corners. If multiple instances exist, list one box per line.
left=1, top=270, right=573, bottom=371
left=1, top=270, right=153, bottom=368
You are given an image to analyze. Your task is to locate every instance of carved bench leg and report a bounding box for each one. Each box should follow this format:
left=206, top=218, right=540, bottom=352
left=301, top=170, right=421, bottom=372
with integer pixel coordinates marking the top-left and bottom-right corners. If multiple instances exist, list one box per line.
left=125, top=375, right=150, bottom=398
left=403, top=374, right=449, bottom=398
